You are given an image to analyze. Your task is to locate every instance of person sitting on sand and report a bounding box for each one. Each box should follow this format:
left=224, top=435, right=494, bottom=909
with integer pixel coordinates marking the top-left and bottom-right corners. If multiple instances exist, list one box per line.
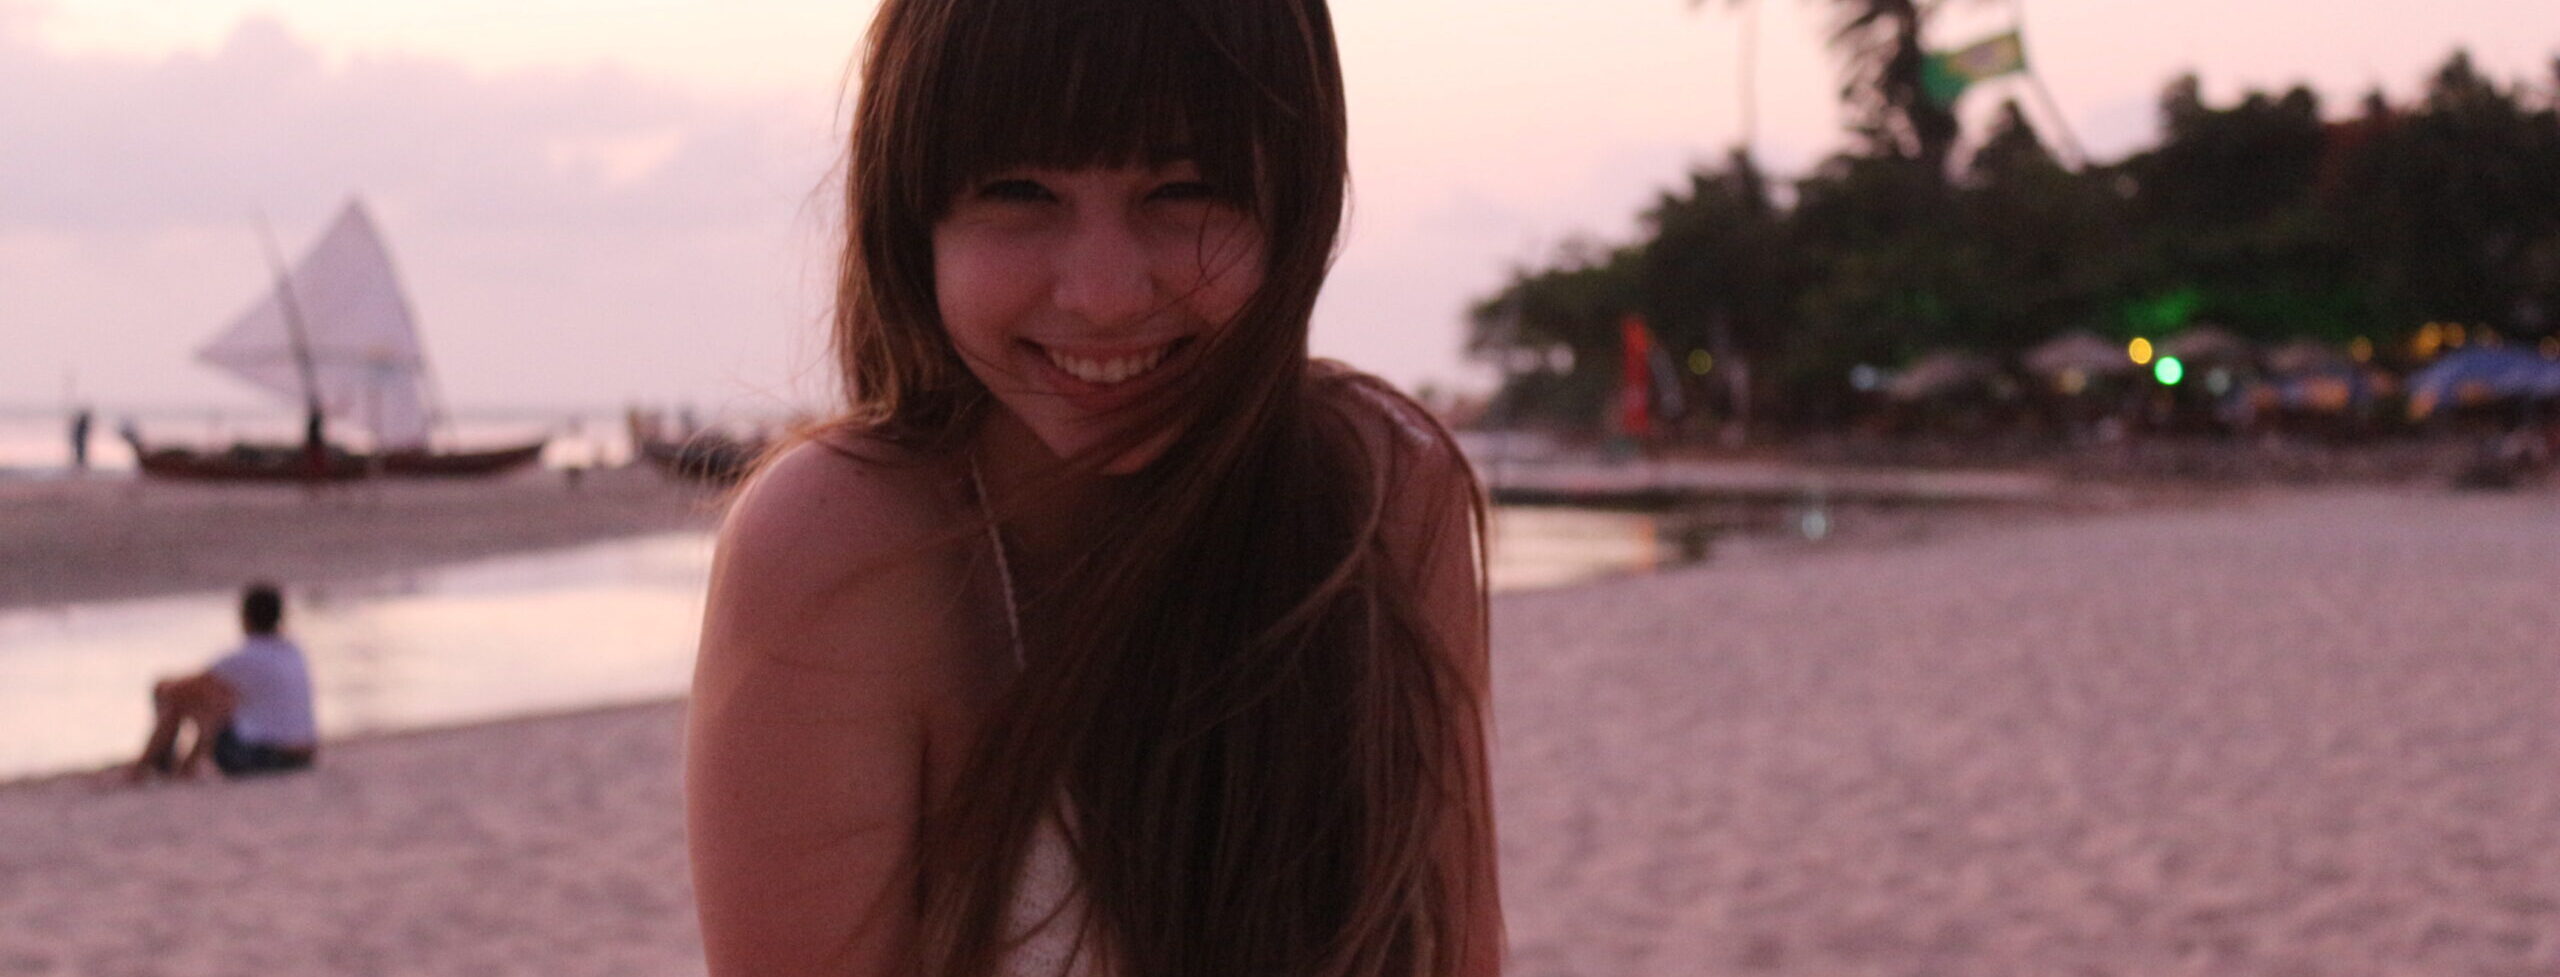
left=130, top=582, right=318, bottom=780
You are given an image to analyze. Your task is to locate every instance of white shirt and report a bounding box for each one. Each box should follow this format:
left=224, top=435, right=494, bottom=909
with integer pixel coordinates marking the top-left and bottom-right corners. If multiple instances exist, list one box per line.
left=1005, top=814, right=1098, bottom=977
left=208, top=634, right=318, bottom=748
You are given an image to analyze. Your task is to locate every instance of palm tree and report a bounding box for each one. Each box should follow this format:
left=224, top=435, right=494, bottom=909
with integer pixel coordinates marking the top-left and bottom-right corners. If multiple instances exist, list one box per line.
left=1694, top=0, right=1963, bottom=178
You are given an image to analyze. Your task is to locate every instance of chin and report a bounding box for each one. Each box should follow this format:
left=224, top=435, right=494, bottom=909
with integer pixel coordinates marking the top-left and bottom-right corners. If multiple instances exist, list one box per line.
left=1099, top=432, right=1177, bottom=475
left=1023, top=417, right=1178, bottom=475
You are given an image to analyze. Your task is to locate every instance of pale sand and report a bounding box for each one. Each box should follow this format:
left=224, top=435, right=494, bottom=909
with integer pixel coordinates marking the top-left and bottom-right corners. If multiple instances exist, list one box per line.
left=1496, top=486, right=2560, bottom=977
left=3, top=486, right=2555, bottom=975
left=0, top=467, right=724, bottom=610
left=0, top=705, right=698, bottom=977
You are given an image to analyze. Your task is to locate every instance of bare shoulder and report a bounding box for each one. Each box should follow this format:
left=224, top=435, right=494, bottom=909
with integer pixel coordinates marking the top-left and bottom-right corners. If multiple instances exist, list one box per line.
left=705, top=430, right=971, bottom=675
left=1307, top=360, right=1477, bottom=496
left=721, top=434, right=951, bottom=579
left=1307, top=362, right=1485, bottom=600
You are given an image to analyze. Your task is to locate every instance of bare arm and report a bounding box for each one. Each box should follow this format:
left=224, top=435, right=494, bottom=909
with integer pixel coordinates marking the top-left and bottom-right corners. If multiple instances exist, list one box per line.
left=686, top=441, right=965, bottom=977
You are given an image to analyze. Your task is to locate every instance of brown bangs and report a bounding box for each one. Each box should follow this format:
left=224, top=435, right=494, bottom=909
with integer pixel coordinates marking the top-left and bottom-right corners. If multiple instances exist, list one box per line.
left=910, top=0, right=1322, bottom=217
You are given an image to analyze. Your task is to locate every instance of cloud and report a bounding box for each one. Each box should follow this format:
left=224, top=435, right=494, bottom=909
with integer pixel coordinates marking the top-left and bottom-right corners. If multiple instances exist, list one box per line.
left=1, top=15, right=846, bottom=410
left=0, top=14, right=833, bottom=234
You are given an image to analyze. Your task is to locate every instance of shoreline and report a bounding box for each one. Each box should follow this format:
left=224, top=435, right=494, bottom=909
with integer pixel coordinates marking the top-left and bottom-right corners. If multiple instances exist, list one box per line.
left=4, top=446, right=2360, bottom=613
left=1, top=453, right=2124, bottom=615
left=0, top=465, right=727, bottom=611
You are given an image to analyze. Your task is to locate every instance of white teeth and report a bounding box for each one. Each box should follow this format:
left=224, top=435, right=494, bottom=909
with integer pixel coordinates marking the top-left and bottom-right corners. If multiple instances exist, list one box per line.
left=1046, top=344, right=1171, bottom=385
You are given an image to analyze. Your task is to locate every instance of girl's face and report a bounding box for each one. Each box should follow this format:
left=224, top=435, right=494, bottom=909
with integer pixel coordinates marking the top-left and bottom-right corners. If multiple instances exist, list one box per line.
left=933, top=161, right=1265, bottom=471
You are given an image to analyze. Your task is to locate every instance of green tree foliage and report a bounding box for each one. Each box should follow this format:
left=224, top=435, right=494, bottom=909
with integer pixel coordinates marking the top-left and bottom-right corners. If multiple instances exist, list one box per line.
left=1821, top=0, right=1961, bottom=174
left=1470, top=50, right=2560, bottom=434
left=1635, top=151, right=1804, bottom=421
left=2321, top=53, right=2560, bottom=334
left=1468, top=240, right=1642, bottom=428
left=1699, top=0, right=1964, bottom=176
left=2115, top=77, right=2358, bottom=343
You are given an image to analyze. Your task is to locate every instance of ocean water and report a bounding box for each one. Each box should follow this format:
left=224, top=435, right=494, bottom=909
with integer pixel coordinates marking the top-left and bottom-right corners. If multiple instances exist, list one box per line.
left=0, top=500, right=1667, bottom=781
left=0, top=532, right=714, bottom=781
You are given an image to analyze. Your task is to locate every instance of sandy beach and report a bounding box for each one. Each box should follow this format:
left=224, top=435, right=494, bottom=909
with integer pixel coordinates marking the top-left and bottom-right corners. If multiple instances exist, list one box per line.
left=1493, top=485, right=2559, bottom=977
left=3, top=482, right=2555, bottom=975
left=0, top=467, right=724, bottom=610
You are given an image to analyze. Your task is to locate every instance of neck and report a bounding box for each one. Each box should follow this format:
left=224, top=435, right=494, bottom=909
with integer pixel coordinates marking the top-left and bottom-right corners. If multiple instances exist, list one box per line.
left=973, top=411, right=1129, bottom=586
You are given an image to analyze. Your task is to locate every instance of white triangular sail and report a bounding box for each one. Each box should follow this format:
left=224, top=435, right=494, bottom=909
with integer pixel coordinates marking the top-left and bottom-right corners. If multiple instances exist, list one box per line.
left=197, top=200, right=437, bottom=450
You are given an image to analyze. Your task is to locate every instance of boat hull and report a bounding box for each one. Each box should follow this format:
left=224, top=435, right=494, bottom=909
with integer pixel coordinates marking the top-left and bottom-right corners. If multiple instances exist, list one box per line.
left=378, top=441, right=547, bottom=477
left=132, top=443, right=369, bottom=482
left=129, top=439, right=547, bottom=481
left=636, top=435, right=763, bottom=485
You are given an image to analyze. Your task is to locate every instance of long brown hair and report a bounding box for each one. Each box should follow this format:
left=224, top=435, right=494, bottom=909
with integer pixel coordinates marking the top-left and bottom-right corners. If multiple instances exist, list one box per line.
left=832, top=1, right=1494, bottom=974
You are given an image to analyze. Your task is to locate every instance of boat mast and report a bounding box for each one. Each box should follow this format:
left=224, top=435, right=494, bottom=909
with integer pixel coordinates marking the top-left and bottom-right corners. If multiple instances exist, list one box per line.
left=258, top=215, right=329, bottom=453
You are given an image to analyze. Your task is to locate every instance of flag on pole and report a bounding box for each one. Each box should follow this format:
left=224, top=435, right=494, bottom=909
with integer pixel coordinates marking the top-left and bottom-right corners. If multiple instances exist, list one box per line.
left=1618, top=314, right=1657, bottom=439
left=1922, top=30, right=2027, bottom=107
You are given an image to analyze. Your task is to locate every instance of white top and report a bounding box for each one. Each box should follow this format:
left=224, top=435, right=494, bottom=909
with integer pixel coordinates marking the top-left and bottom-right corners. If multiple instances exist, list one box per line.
left=1005, top=817, right=1098, bottom=977
left=208, top=634, right=318, bottom=747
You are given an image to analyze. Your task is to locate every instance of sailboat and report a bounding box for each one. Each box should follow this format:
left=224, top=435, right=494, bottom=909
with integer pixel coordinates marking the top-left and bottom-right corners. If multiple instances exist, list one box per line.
left=125, top=199, right=547, bottom=481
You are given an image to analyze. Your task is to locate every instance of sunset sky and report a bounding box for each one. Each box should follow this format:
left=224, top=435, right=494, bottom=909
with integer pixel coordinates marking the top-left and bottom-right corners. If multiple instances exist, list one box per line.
left=4, top=0, right=2552, bottom=416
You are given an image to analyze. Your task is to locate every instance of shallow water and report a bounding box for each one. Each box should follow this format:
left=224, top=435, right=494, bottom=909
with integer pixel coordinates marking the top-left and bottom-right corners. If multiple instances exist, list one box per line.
left=0, top=532, right=713, bottom=781
left=0, top=507, right=1673, bottom=781
left=1487, top=505, right=1669, bottom=591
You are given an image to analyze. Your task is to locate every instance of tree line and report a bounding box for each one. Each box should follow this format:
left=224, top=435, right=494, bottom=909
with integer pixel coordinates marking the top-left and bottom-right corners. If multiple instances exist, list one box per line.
left=1469, top=52, right=2560, bottom=436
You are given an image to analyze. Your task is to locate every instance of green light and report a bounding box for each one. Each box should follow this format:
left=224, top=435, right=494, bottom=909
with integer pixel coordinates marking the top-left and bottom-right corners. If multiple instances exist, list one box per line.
left=2154, top=356, right=2185, bottom=386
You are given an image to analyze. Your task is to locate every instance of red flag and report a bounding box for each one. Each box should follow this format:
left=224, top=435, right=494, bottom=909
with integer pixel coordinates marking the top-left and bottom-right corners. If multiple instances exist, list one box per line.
left=1618, top=314, right=1654, bottom=439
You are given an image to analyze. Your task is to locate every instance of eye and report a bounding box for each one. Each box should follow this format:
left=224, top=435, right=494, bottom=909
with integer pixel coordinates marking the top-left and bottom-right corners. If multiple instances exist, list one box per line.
left=975, top=179, right=1054, bottom=203
left=1149, top=180, right=1220, bottom=203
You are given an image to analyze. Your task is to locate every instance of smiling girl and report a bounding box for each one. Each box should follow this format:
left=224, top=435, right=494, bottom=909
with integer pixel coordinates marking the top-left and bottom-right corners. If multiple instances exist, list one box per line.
left=683, top=1, right=1500, bottom=975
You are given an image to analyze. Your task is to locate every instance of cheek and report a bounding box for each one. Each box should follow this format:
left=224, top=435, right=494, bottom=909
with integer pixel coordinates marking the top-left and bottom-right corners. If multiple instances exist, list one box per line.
left=1189, top=232, right=1267, bottom=328
left=931, top=230, right=1032, bottom=350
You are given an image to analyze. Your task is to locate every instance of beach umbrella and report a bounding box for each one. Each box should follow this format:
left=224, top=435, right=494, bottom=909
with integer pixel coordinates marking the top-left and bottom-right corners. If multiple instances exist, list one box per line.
left=2263, top=339, right=2350, bottom=377
left=2160, top=324, right=2252, bottom=366
left=2024, top=331, right=2136, bottom=379
left=2406, top=346, right=2560, bottom=416
left=1886, top=350, right=2005, bottom=402
left=2266, top=366, right=2390, bottom=413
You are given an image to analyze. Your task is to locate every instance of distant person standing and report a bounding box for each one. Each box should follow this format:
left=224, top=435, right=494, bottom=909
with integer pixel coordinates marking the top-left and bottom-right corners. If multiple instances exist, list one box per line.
left=301, top=408, right=328, bottom=480
left=68, top=408, right=91, bottom=471
left=128, top=582, right=319, bottom=781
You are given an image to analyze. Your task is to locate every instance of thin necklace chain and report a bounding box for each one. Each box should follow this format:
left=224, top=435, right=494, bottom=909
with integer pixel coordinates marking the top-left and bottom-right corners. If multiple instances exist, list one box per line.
left=968, top=452, right=1028, bottom=669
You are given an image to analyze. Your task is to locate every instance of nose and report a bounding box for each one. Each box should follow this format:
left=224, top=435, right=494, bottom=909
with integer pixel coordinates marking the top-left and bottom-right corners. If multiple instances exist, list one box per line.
left=1051, top=214, right=1158, bottom=329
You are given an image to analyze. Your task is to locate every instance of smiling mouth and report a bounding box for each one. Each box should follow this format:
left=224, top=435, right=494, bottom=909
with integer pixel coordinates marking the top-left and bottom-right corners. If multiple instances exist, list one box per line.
left=1036, top=338, right=1190, bottom=387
